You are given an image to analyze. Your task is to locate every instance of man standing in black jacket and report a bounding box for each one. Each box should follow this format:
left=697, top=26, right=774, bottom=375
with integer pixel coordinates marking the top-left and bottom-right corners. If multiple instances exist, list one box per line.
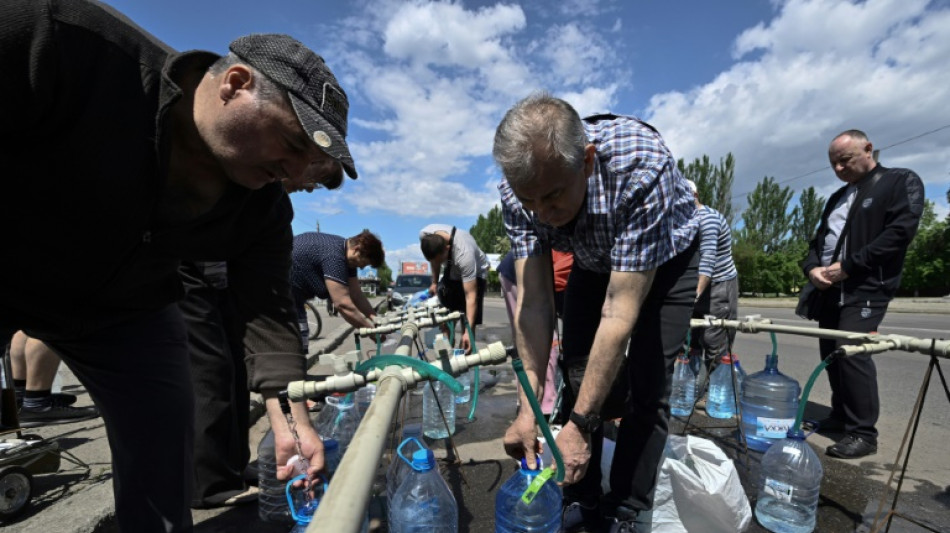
left=802, top=129, right=924, bottom=459
left=0, top=1, right=358, bottom=530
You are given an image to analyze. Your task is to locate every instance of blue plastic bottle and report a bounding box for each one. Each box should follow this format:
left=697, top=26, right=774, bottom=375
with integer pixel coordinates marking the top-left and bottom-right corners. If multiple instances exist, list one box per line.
left=321, top=437, right=340, bottom=478
left=317, top=395, right=360, bottom=455
left=388, top=447, right=458, bottom=533
left=755, top=429, right=823, bottom=533
left=740, top=353, right=802, bottom=452
left=387, top=437, right=427, bottom=504
left=670, top=353, right=697, bottom=417
left=494, top=458, right=562, bottom=533
left=706, top=353, right=739, bottom=418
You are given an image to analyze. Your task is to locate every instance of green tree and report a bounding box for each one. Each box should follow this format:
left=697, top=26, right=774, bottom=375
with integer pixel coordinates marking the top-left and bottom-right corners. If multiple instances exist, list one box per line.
left=377, top=262, right=393, bottom=291
left=677, top=153, right=736, bottom=227
left=469, top=205, right=506, bottom=253
left=789, top=187, right=825, bottom=245
left=901, top=200, right=950, bottom=296
left=736, top=176, right=795, bottom=253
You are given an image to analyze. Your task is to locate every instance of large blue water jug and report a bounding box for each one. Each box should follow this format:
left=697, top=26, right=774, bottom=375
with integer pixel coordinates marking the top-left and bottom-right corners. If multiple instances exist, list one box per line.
left=755, top=429, right=823, bottom=533
left=670, top=353, right=696, bottom=417
left=740, top=353, right=802, bottom=452
left=706, top=354, right=739, bottom=418
left=494, top=458, right=562, bottom=533
left=389, top=447, right=458, bottom=532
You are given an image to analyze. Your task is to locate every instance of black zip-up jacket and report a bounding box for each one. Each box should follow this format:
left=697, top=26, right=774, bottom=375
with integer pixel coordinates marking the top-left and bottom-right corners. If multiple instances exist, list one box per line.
left=0, top=0, right=304, bottom=392
left=802, top=164, right=925, bottom=306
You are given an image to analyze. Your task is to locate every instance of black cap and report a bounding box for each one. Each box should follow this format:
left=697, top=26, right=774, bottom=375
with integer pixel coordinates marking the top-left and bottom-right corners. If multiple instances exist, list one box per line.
left=229, top=34, right=357, bottom=179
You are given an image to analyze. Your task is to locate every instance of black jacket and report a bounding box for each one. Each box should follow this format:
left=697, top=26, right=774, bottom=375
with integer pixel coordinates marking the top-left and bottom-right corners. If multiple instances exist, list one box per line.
left=802, top=164, right=925, bottom=306
left=0, top=0, right=304, bottom=391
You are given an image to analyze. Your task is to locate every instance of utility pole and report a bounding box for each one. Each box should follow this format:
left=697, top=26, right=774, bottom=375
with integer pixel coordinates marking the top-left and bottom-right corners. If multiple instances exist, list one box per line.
left=316, top=220, right=320, bottom=233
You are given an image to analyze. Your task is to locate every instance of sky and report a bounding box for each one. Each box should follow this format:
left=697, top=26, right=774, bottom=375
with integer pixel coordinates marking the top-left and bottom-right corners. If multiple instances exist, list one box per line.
left=104, top=0, right=950, bottom=271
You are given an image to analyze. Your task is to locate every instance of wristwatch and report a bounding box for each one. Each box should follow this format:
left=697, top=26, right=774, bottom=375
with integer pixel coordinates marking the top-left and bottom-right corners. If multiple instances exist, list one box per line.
left=569, top=411, right=602, bottom=434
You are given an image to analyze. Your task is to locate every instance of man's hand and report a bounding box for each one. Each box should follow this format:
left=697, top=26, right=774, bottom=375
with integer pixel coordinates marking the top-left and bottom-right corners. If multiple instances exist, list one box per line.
left=823, top=261, right=849, bottom=284
left=429, top=282, right=438, bottom=296
left=460, top=329, right=471, bottom=354
left=503, top=412, right=541, bottom=467
left=808, top=266, right=833, bottom=290
left=553, top=422, right=592, bottom=485
left=274, top=421, right=324, bottom=488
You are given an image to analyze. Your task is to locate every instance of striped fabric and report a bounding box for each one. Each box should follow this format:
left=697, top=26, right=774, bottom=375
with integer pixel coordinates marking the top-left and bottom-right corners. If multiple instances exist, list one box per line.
left=696, top=206, right=737, bottom=282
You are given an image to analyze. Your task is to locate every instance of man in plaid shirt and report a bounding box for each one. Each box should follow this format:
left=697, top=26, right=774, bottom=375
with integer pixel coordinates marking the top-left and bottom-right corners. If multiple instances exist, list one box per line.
left=493, top=93, right=698, bottom=531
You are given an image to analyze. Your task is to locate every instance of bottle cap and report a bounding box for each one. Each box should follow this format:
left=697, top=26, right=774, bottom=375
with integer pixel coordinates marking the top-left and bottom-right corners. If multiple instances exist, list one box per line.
left=520, top=456, right=542, bottom=471
left=411, top=448, right=435, bottom=471
left=721, top=353, right=734, bottom=364
left=322, top=438, right=339, bottom=451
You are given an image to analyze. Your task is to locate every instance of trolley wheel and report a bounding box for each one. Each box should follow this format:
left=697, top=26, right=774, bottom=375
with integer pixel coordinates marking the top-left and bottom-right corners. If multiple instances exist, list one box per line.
left=305, top=301, right=323, bottom=340
left=0, top=465, right=33, bottom=520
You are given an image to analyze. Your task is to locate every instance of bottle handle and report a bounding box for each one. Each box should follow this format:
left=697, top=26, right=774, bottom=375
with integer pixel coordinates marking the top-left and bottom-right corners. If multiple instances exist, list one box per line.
left=396, top=436, right=424, bottom=469
left=285, top=474, right=329, bottom=524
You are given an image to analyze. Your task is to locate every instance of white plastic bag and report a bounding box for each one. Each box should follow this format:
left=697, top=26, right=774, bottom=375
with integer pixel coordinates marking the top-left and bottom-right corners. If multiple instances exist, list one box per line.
left=652, top=435, right=751, bottom=533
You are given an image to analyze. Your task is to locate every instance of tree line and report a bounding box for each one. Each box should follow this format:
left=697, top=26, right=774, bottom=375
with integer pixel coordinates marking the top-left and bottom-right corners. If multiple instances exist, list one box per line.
left=469, top=154, right=950, bottom=297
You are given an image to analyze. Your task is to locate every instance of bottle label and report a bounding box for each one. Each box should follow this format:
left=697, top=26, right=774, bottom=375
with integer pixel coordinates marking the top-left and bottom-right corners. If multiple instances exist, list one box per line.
left=763, top=477, right=794, bottom=502
left=756, top=417, right=795, bottom=439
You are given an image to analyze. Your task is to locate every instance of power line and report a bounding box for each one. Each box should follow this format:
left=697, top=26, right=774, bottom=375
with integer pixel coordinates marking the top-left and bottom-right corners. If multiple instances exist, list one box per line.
left=730, top=123, right=950, bottom=201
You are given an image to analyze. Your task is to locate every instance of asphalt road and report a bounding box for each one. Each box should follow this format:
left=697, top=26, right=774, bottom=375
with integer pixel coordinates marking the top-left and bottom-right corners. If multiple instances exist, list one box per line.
left=4, top=296, right=949, bottom=532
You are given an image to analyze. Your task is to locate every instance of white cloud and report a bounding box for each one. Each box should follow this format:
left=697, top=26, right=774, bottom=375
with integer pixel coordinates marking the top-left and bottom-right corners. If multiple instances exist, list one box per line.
left=646, top=0, right=950, bottom=213
left=384, top=242, right=429, bottom=271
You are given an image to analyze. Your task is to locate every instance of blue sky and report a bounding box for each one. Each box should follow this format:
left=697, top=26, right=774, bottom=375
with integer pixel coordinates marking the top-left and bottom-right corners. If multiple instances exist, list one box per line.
left=104, top=0, right=950, bottom=269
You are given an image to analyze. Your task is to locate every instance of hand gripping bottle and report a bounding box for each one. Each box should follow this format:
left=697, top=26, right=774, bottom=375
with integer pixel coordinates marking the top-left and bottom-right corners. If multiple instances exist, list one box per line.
left=494, top=457, right=562, bottom=532
left=670, top=352, right=697, bottom=417
left=755, top=429, right=823, bottom=533
left=388, top=445, right=458, bottom=532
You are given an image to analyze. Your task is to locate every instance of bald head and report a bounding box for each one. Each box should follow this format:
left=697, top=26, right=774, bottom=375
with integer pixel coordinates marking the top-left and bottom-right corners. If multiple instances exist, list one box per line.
left=829, top=130, right=876, bottom=184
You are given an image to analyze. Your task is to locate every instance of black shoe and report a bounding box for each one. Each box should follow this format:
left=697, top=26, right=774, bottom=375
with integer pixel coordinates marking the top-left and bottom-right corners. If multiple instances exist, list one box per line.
left=18, top=404, right=100, bottom=428
left=562, top=500, right=608, bottom=533
left=607, top=506, right=652, bottom=533
left=804, top=416, right=845, bottom=433
left=52, top=393, right=78, bottom=407
left=826, top=434, right=877, bottom=459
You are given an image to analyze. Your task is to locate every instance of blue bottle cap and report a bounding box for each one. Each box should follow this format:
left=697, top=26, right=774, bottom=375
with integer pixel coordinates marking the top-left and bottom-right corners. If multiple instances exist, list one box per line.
left=786, top=428, right=806, bottom=440
left=411, top=448, right=435, bottom=471
left=520, top=457, right=542, bottom=471
left=323, top=438, right=339, bottom=451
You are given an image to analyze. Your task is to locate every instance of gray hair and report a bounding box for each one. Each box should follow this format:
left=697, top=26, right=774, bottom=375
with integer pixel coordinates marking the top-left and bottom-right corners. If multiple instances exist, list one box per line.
left=208, top=53, right=286, bottom=104
left=492, top=92, right=588, bottom=187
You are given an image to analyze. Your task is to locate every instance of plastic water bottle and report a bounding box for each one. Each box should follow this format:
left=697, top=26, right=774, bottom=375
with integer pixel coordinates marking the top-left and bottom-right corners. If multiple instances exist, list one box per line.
left=389, top=447, right=458, bottom=532
left=670, top=352, right=697, bottom=417
left=452, top=349, right=471, bottom=404
left=406, top=289, right=431, bottom=308
left=257, top=429, right=292, bottom=524
left=387, top=437, right=427, bottom=503
left=706, top=353, right=738, bottom=418
left=317, top=394, right=360, bottom=455
left=356, top=384, right=377, bottom=416
left=733, top=354, right=748, bottom=397
left=322, top=437, right=340, bottom=478
left=741, top=353, right=802, bottom=453
left=494, top=458, right=562, bottom=532
left=755, top=429, right=823, bottom=533
left=423, top=380, right=456, bottom=439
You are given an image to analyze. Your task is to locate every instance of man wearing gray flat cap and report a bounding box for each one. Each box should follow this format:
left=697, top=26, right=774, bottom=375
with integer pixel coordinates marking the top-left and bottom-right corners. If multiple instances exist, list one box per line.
left=0, top=1, right=358, bottom=531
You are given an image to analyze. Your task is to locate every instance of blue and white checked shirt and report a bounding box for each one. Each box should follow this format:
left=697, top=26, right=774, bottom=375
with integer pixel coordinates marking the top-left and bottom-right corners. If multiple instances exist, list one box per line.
left=499, top=115, right=697, bottom=273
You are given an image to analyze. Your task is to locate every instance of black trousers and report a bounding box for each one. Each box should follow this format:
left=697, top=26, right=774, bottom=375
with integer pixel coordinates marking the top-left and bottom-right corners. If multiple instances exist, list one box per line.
left=560, top=239, right=698, bottom=513
left=179, top=264, right=251, bottom=506
left=45, top=306, right=195, bottom=532
left=817, top=289, right=886, bottom=443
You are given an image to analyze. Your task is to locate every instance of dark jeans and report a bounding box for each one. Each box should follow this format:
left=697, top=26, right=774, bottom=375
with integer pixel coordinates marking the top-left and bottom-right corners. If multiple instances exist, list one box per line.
left=179, top=264, right=250, bottom=507
left=818, top=289, right=886, bottom=443
left=560, top=239, right=698, bottom=514
left=45, top=305, right=195, bottom=532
